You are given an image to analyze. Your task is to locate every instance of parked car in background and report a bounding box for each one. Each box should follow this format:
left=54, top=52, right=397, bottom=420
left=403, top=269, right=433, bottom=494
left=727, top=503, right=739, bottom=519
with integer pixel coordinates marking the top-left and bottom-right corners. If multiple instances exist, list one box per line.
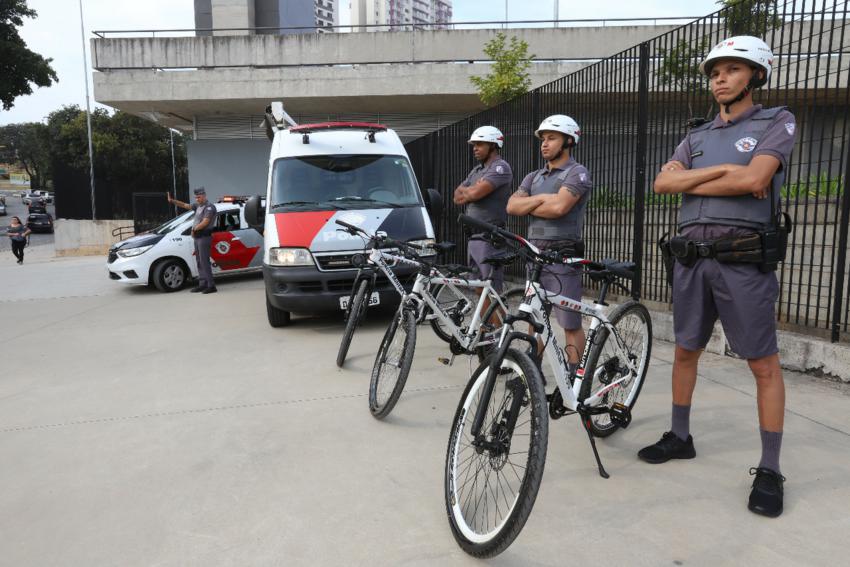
left=23, top=192, right=41, bottom=205
left=27, top=212, right=54, bottom=233
left=0, top=201, right=6, bottom=216
left=28, top=201, right=47, bottom=214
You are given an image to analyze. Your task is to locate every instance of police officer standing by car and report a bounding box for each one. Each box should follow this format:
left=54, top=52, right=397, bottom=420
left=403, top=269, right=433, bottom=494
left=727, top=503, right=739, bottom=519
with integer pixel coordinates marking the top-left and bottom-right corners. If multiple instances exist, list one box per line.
left=454, top=126, right=513, bottom=310
left=506, top=114, right=592, bottom=373
left=167, top=188, right=218, bottom=294
left=640, top=36, right=796, bottom=518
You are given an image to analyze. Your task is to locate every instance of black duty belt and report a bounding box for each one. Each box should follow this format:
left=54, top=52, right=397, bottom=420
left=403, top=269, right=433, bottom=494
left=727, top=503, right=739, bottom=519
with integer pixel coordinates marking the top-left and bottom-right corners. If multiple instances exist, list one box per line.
left=667, top=234, right=763, bottom=267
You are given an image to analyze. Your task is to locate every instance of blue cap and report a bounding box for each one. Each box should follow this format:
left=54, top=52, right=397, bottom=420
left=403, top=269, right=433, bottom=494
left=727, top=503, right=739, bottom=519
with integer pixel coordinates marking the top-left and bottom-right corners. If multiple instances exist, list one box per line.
left=193, top=187, right=206, bottom=196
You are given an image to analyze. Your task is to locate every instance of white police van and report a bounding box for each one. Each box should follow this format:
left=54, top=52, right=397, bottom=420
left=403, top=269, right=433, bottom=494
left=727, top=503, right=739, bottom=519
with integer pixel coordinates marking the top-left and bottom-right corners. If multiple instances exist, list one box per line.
left=107, top=197, right=264, bottom=292
left=244, top=102, right=442, bottom=327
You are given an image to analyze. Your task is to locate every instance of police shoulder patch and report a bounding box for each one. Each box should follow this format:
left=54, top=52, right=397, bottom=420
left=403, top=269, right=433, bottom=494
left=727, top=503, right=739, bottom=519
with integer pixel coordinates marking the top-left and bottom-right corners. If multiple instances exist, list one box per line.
left=735, top=137, right=758, bottom=153
left=496, top=165, right=504, bottom=174
left=785, top=122, right=796, bottom=136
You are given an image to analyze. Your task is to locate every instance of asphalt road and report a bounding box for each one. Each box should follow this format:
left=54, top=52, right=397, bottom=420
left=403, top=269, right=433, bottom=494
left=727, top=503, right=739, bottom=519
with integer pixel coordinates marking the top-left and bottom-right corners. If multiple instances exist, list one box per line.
left=0, top=190, right=55, bottom=252
left=0, top=251, right=848, bottom=566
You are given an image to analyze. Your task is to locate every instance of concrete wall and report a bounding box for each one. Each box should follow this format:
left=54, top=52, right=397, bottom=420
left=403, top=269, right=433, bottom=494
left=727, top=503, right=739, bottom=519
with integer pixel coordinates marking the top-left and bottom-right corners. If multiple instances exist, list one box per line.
left=55, top=219, right=134, bottom=257
left=194, top=0, right=213, bottom=35
left=211, top=0, right=255, bottom=36
left=187, top=139, right=271, bottom=203
left=91, top=25, right=683, bottom=69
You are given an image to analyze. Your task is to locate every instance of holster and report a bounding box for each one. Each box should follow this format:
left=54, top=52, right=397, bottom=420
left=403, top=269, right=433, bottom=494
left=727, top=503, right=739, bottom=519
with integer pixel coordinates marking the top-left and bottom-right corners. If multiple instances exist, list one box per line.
left=758, top=212, right=793, bottom=273
left=658, top=233, right=675, bottom=287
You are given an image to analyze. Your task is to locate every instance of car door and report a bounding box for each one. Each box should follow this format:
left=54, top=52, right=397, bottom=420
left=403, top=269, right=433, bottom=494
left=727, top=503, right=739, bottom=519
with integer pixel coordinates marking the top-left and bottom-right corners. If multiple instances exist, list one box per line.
left=209, top=209, right=261, bottom=273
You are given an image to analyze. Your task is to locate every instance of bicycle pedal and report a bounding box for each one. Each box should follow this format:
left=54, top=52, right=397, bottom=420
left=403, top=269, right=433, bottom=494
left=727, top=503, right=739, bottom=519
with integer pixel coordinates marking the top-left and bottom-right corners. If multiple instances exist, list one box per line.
left=609, top=402, right=632, bottom=428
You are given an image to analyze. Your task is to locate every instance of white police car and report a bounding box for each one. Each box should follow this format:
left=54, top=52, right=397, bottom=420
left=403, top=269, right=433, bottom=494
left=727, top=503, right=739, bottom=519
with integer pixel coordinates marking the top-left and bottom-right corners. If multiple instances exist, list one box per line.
left=107, top=197, right=264, bottom=292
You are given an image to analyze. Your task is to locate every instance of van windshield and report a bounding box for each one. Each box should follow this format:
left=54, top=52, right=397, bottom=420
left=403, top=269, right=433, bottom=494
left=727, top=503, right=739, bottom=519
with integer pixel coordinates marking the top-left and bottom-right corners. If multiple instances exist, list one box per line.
left=270, top=155, right=422, bottom=211
left=152, top=210, right=194, bottom=235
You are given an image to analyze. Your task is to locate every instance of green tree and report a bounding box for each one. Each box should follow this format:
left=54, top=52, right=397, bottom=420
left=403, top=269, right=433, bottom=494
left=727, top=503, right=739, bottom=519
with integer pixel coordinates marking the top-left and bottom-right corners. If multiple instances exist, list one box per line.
left=657, top=1, right=783, bottom=93
left=0, top=0, right=58, bottom=110
left=0, top=122, right=51, bottom=188
left=470, top=32, right=535, bottom=106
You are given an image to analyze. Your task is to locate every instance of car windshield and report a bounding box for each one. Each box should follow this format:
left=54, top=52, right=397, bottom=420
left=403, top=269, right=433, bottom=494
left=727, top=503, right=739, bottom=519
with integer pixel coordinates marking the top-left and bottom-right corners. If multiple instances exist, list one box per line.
left=151, top=210, right=194, bottom=235
left=270, top=154, right=422, bottom=211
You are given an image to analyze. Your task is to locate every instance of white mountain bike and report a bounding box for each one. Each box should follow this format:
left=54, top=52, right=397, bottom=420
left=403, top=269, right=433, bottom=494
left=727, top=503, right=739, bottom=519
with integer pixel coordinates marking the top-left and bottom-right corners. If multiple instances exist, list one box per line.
left=445, top=215, right=653, bottom=558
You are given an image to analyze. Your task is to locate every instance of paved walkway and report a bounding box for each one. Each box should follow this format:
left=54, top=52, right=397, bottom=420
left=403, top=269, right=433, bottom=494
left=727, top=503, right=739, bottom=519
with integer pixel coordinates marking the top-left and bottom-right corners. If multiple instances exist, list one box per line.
left=0, top=252, right=848, bottom=566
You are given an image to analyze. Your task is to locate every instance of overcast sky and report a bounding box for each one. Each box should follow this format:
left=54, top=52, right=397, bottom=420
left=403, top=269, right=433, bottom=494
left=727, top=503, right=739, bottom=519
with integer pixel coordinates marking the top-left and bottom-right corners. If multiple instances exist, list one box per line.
left=1, top=0, right=722, bottom=125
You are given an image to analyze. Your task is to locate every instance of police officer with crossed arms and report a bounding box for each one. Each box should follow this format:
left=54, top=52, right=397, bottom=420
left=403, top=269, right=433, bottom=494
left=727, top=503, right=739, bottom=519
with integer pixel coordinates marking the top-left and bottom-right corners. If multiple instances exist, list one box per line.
left=454, top=126, right=513, bottom=315
left=507, top=115, right=592, bottom=373
left=640, top=36, right=797, bottom=517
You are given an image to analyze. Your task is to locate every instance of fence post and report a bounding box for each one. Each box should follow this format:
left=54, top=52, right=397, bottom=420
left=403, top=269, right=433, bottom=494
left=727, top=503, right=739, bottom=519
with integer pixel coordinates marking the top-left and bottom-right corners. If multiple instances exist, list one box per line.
left=830, top=148, right=850, bottom=342
left=631, top=42, right=650, bottom=300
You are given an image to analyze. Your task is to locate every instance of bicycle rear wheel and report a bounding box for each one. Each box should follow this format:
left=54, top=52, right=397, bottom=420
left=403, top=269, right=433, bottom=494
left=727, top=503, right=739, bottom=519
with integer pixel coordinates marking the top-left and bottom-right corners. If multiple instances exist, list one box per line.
left=369, top=308, right=417, bottom=419
left=445, top=348, right=548, bottom=558
left=580, top=300, right=653, bottom=437
left=429, top=283, right=477, bottom=343
left=337, top=279, right=369, bottom=367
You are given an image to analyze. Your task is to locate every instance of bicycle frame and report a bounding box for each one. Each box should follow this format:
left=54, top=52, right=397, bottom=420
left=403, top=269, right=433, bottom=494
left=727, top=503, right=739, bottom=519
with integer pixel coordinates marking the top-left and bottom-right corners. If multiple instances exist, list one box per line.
left=368, top=247, right=508, bottom=352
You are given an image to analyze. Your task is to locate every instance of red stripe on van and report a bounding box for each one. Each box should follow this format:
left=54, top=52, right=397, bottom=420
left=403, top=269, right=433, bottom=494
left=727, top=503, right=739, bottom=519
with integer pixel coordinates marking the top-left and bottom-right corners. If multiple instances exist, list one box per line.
left=274, top=211, right=335, bottom=248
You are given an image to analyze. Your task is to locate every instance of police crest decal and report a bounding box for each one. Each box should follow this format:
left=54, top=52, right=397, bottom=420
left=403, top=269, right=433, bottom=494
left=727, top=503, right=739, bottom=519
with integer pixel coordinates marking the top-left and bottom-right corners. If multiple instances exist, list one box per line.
left=735, top=137, right=758, bottom=152
left=215, top=241, right=231, bottom=255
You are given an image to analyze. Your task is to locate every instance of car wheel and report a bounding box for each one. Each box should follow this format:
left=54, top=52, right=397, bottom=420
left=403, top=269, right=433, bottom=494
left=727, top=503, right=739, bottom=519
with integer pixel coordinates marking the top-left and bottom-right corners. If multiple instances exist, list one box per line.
left=152, top=259, right=188, bottom=293
left=266, top=293, right=291, bottom=327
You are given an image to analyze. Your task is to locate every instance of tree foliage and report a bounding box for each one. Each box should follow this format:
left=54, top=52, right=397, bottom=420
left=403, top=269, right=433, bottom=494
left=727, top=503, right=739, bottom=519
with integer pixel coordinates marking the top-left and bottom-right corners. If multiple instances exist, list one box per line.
left=0, top=121, right=50, bottom=188
left=0, top=0, right=58, bottom=110
left=657, top=0, right=783, bottom=92
left=470, top=33, right=535, bottom=106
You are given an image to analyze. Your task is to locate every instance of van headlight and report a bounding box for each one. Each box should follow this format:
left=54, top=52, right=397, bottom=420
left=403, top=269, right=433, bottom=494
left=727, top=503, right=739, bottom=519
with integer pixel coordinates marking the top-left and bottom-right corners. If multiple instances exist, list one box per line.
left=408, top=238, right=436, bottom=256
left=269, top=247, right=315, bottom=266
left=117, top=245, right=153, bottom=258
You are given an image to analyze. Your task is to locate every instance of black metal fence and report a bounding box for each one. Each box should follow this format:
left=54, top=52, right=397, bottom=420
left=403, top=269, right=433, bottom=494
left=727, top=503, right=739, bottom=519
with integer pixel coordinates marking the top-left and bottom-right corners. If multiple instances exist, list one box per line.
left=406, top=0, right=850, bottom=343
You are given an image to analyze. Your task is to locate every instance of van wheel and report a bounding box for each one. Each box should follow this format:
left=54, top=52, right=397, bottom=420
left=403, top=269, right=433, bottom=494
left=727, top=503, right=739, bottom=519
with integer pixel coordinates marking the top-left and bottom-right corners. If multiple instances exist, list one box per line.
left=266, top=293, right=291, bottom=327
left=152, top=259, right=188, bottom=292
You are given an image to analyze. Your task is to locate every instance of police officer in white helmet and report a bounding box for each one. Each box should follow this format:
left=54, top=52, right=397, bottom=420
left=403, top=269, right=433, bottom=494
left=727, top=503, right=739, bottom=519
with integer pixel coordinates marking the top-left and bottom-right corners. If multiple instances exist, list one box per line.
left=507, top=114, right=592, bottom=374
left=639, top=36, right=797, bottom=518
left=454, top=126, right=513, bottom=310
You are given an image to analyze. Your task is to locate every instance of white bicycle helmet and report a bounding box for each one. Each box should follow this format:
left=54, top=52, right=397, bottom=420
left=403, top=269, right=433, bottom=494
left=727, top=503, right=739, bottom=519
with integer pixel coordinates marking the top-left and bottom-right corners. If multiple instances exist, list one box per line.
left=699, top=35, right=774, bottom=87
left=534, top=114, right=581, bottom=144
left=468, top=125, right=504, bottom=148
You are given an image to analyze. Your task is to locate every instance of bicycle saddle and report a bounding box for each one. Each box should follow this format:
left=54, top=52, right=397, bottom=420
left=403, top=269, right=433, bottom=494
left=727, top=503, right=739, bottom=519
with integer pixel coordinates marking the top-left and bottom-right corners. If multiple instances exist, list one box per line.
left=432, top=242, right=456, bottom=254
left=600, top=259, right=636, bottom=279
left=482, top=251, right=517, bottom=267
left=439, top=263, right=474, bottom=277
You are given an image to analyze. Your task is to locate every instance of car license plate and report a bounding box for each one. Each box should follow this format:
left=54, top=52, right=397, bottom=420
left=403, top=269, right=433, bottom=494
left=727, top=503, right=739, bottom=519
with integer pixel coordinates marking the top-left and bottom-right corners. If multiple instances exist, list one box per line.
left=339, top=291, right=380, bottom=310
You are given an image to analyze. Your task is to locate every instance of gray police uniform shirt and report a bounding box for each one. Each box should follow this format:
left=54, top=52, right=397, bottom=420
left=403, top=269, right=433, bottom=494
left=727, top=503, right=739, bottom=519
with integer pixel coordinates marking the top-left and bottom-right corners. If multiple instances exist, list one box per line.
left=191, top=202, right=217, bottom=237
left=462, top=157, right=513, bottom=226
left=670, top=104, right=797, bottom=237
left=518, top=157, right=593, bottom=242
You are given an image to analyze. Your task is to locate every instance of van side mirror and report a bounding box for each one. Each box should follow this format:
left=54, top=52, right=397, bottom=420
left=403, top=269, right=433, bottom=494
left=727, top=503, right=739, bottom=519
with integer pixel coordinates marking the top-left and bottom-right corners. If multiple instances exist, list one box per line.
left=245, top=195, right=265, bottom=231
left=425, top=188, right=443, bottom=224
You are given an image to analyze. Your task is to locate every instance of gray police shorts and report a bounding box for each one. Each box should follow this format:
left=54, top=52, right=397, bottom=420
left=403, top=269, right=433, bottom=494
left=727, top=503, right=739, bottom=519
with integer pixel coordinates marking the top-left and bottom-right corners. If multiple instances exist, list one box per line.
left=673, top=259, right=779, bottom=359
left=468, top=238, right=504, bottom=292
left=539, top=263, right=583, bottom=331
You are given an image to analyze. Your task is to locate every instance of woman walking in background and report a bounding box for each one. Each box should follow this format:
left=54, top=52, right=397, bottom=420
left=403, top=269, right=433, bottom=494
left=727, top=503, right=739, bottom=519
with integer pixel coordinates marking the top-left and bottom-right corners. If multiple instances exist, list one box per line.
left=5, top=216, right=31, bottom=264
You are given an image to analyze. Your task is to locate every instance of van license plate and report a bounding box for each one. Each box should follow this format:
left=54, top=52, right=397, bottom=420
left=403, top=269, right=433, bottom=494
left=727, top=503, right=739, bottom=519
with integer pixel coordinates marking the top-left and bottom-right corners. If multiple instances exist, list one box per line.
left=340, top=292, right=380, bottom=310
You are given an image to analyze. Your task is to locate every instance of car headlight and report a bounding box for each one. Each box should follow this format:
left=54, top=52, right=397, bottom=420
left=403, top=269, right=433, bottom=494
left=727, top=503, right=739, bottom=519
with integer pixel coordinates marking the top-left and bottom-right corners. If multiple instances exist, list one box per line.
left=116, top=245, right=153, bottom=258
left=269, top=247, right=315, bottom=266
left=408, top=238, right=436, bottom=256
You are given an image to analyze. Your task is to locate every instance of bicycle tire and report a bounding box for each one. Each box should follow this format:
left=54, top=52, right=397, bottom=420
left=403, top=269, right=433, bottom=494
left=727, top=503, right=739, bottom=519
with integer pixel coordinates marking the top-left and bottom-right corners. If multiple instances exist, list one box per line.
left=580, top=300, right=653, bottom=438
left=337, top=279, right=369, bottom=367
left=476, top=287, right=526, bottom=363
left=445, top=348, right=548, bottom=558
left=429, top=283, right=477, bottom=343
left=369, top=308, right=417, bottom=419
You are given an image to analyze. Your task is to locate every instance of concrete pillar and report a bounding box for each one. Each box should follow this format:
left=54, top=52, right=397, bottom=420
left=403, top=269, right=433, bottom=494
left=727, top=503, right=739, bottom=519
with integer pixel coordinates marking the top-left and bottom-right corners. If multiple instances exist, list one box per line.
left=212, top=0, right=256, bottom=35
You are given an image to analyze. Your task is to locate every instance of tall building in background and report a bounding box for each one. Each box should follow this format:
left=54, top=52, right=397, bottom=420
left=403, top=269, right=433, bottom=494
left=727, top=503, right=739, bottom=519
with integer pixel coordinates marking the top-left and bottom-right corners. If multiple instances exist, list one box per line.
left=351, top=0, right=453, bottom=31
left=195, top=0, right=338, bottom=35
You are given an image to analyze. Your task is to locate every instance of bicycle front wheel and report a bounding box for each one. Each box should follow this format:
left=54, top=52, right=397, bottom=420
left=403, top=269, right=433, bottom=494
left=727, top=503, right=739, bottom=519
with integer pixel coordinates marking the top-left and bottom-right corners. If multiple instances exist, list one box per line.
left=369, top=308, right=417, bottom=419
left=445, top=348, right=548, bottom=558
left=337, top=279, right=369, bottom=367
left=580, top=300, right=653, bottom=437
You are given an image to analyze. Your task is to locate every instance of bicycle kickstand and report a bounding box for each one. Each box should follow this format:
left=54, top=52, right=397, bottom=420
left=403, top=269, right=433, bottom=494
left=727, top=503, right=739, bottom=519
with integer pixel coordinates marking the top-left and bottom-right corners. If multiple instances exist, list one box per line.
left=579, top=410, right=610, bottom=479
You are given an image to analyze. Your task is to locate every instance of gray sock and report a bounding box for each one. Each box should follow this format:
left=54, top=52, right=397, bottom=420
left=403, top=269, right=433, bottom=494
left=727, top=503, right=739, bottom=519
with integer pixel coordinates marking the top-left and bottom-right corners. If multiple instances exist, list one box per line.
left=671, top=404, right=691, bottom=441
left=758, top=429, right=783, bottom=474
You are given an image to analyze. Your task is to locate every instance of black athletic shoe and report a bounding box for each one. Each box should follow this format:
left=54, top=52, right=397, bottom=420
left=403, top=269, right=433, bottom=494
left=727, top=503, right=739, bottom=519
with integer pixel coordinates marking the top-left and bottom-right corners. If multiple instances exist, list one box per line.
left=637, top=431, right=696, bottom=464
left=748, top=467, right=785, bottom=518
left=190, top=286, right=204, bottom=293
left=202, top=287, right=218, bottom=294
